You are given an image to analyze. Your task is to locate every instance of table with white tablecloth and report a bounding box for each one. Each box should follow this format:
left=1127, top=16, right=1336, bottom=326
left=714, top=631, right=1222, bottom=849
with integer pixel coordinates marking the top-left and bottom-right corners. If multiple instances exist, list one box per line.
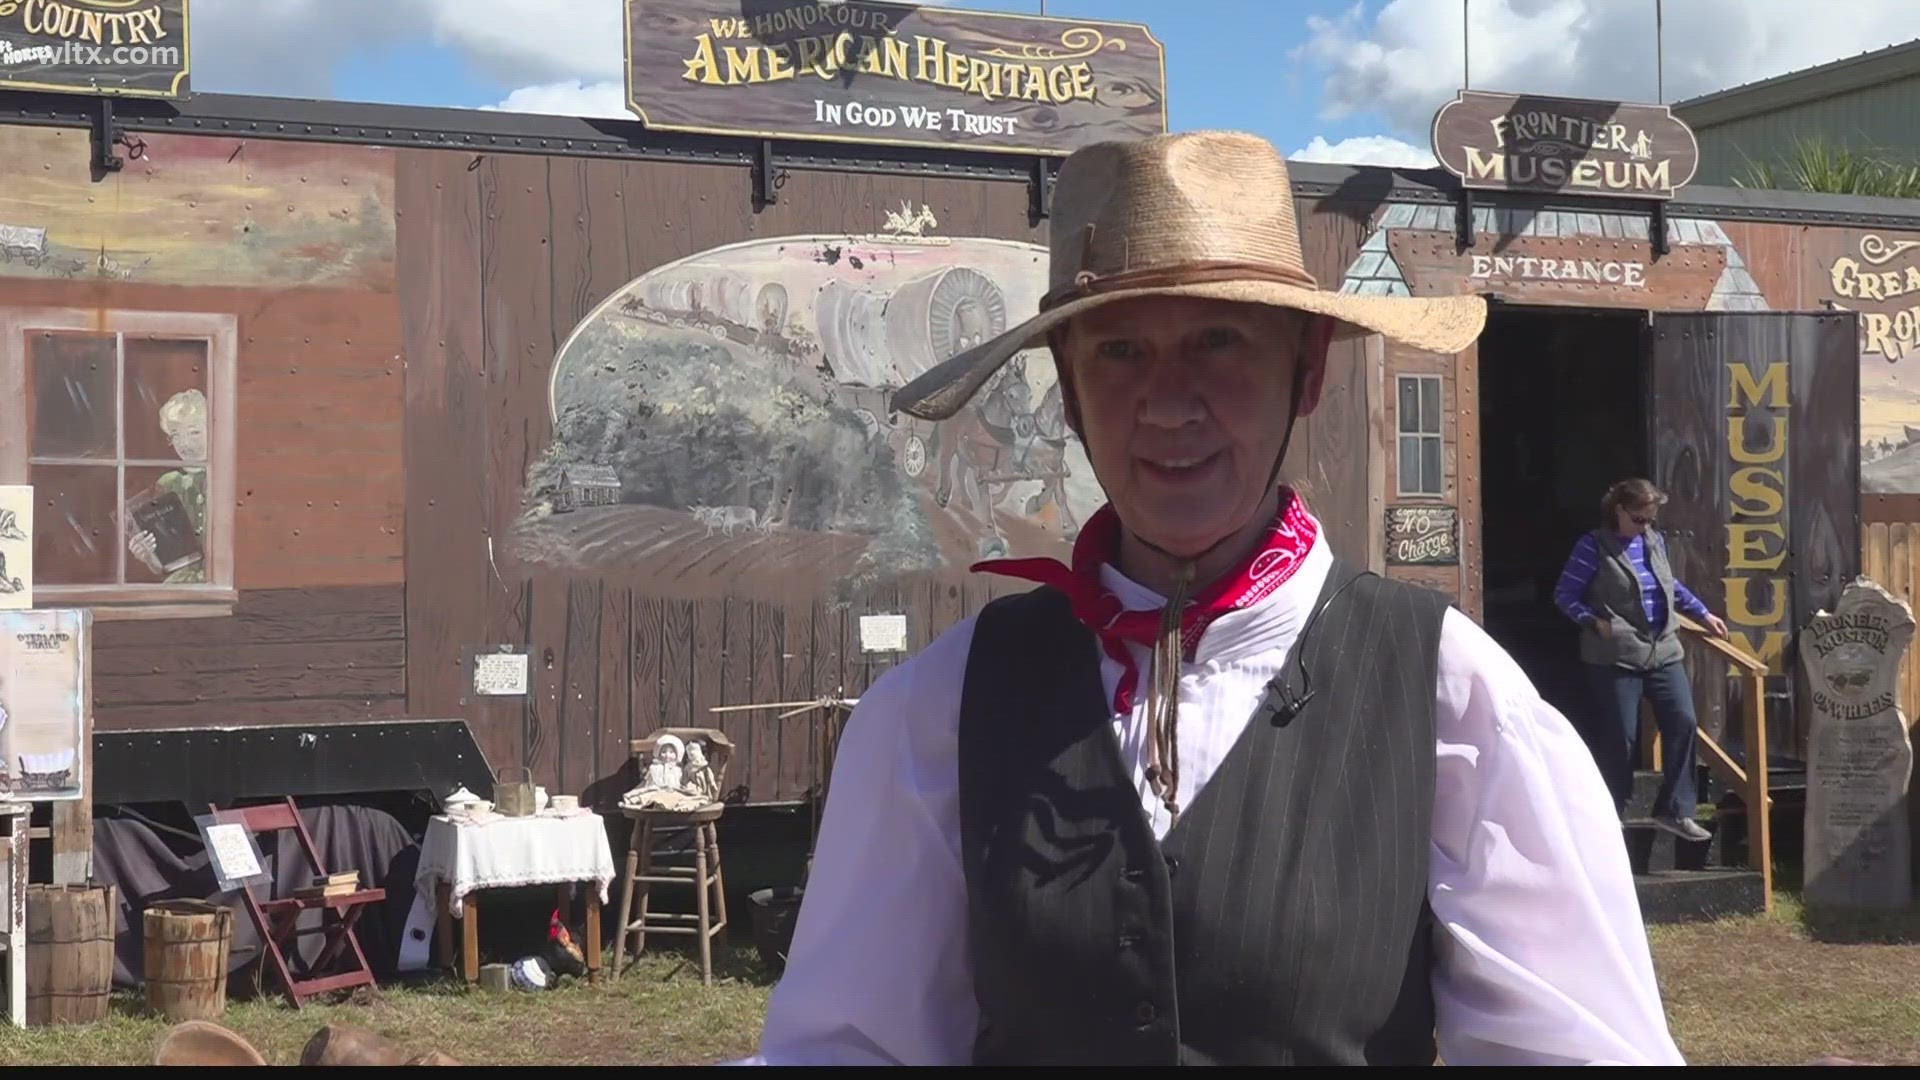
left=409, top=810, right=615, bottom=983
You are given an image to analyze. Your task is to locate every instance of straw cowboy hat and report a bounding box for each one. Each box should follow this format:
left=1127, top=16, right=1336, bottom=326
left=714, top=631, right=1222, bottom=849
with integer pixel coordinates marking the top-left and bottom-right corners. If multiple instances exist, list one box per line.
left=890, top=129, right=1487, bottom=421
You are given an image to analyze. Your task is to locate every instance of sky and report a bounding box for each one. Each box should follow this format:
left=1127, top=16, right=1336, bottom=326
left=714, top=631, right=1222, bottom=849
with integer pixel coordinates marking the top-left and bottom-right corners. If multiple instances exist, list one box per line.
left=182, top=0, right=1920, bottom=167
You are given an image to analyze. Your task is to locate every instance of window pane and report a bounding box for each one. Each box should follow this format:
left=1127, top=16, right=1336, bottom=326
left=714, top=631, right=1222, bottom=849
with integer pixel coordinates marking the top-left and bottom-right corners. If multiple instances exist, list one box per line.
left=1421, top=377, right=1443, bottom=435
left=28, top=332, right=117, bottom=461
left=1398, top=377, right=1420, bottom=434
left=1399, top=435, right=1421, bottom=492
left=125, top=338, right=210, bottom=463
left=29, top=464, right=119, bottom=584
left=125, top=464, right=209, bottom=585
left=1421, top=436, right=1443, bottom=495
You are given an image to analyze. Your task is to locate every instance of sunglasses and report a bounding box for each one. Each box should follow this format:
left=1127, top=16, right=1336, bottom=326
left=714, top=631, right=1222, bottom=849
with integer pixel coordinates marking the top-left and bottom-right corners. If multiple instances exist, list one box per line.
left=1629, top=512, right=1656, bottom=526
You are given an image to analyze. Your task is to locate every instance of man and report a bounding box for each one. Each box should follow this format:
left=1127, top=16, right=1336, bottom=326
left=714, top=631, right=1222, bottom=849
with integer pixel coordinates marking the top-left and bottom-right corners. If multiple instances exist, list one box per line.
left=734, top=131, right=1684, bottom=1065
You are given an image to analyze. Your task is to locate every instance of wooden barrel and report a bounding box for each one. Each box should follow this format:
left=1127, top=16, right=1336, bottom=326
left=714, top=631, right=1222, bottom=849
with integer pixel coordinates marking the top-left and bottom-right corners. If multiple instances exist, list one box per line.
left=26, top=883, right=116, bottom=1026
left=143, top=899, right=234, bottom=1022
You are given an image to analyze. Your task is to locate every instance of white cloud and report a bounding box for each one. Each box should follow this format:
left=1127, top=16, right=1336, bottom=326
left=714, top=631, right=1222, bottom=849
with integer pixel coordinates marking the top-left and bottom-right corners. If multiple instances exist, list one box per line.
left=191, top=0, right=427, bottom=97
left=419, top=0, right=623, bottom=86
left=189, top=0, right=622, bottom=101
left=1291, top=134, right=1438, bottom=169
left=1294, top=0, right=1920, bottom=139
left=484, top=79, right=629, bottom=119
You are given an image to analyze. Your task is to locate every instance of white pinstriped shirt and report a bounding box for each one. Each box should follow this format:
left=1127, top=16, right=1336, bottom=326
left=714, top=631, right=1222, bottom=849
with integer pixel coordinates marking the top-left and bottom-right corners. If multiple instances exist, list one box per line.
left=730, top=516, right=1686, bottom=1066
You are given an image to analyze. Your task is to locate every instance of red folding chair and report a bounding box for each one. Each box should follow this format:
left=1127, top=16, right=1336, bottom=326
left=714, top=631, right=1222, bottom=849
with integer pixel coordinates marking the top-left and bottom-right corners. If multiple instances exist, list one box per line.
left=205, top=797, right=385, bottom=1008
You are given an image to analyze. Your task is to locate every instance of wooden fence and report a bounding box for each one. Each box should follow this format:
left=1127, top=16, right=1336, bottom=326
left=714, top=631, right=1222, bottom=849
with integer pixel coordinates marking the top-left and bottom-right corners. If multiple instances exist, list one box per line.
left=1860, top=521, right=1920, bottom=730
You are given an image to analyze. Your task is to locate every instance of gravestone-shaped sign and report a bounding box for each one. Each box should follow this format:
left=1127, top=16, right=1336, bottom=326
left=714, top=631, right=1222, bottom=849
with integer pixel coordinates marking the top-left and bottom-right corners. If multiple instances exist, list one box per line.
left=1801, top=576, right=1915, bottom=909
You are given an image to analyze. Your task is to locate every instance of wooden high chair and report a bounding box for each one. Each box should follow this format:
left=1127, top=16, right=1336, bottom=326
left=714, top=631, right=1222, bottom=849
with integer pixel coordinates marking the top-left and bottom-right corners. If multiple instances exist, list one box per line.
left=610, top=728, right=733, bottom=985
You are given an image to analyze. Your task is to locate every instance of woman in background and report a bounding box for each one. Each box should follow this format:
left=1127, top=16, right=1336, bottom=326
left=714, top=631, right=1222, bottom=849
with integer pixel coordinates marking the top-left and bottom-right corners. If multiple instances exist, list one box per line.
left=1554, top=478, right=1728, bottom=841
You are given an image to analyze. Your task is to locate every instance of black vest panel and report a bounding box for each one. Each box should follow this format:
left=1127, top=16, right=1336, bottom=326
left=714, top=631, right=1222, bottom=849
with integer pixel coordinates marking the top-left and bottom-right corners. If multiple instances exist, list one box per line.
left=958, top=564, right=1451, bottom=1065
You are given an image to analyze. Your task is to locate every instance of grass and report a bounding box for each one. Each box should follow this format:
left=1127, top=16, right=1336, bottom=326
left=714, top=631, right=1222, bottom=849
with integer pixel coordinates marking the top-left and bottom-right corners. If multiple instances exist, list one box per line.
left=1651, top=893, right=1920, bottom=1066
left=2, top=902, right=1918, bottom=1065
left=0, top=947, right=775, bottom=1067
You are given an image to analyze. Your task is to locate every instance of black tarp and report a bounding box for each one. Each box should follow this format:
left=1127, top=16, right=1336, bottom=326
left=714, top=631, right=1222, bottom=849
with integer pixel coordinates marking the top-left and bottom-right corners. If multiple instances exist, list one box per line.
left=92, top=804, right=422, bottom=992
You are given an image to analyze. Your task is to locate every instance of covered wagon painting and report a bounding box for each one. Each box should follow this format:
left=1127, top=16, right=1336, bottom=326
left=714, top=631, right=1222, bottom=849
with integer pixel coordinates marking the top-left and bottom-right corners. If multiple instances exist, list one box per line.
left=508, top=220, right=1103, bottom=597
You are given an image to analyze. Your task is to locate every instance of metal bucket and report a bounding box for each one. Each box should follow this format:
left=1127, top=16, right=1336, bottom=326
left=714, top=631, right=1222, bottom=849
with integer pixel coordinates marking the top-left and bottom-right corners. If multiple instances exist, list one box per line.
left=494, top=767, right=536, bottom=817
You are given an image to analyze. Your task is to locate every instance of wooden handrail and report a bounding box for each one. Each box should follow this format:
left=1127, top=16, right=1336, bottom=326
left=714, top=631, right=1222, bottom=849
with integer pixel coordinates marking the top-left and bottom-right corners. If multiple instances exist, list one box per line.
left=1674, top=615, right=1774, bottom=914
left=1693, top=728, right=1747, bottom=788
left=1675, top=614, right=1768, bottom=673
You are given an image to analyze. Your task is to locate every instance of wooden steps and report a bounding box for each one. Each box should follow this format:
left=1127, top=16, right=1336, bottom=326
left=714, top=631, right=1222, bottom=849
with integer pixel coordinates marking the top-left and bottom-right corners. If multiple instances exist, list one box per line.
left=1622, top=769, right=1767, bottom=923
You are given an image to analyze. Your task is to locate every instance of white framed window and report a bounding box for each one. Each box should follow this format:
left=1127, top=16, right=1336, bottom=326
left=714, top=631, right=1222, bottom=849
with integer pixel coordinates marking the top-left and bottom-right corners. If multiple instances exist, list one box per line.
left=1, top=308, right=238, bottom=618
left=1396, top=374, right=1444, bottom=497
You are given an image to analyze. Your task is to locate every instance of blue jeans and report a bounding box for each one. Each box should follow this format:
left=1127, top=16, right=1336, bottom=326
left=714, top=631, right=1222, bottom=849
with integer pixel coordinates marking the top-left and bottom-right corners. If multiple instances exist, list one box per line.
left=1582, top=662, right=1700, bottom=820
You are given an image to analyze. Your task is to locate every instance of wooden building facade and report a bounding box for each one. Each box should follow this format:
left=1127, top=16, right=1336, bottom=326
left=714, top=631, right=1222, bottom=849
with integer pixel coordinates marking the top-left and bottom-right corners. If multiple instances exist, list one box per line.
left=0, top=87, right=1915, bottom=822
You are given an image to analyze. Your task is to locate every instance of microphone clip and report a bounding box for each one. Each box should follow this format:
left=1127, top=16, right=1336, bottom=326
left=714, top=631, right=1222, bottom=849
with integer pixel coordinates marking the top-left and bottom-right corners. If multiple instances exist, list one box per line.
left=1257, top=677, right=1312, bottom=728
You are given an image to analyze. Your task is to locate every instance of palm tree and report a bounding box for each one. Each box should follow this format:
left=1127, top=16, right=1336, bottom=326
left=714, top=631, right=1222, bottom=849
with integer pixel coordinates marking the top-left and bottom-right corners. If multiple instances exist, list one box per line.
left=1732, top=135, right=1920, bottom=199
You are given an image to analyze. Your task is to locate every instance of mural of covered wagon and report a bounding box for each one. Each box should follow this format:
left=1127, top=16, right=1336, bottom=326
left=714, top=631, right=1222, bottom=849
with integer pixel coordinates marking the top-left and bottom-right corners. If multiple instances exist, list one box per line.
left=18, top=750, right=75, bottom=793
left=815, top=264, right=1028, bottom=484
left=0, top=223, right=49, bottom=268
left=623, top=270, right=758, bottom=341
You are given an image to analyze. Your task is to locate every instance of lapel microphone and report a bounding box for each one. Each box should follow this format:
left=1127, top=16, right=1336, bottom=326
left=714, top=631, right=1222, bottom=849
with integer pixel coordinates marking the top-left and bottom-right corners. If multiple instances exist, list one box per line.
left=1254, top=569, right=1377, bottom=727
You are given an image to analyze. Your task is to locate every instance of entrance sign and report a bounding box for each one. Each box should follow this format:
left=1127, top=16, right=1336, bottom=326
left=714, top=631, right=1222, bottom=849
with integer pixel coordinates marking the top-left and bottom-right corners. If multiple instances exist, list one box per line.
left=1386, top=231, right=1725, bottom=307
left=625, top=0, right=1167, bottom=155
left=1430, top=90, right=1698, bottom=199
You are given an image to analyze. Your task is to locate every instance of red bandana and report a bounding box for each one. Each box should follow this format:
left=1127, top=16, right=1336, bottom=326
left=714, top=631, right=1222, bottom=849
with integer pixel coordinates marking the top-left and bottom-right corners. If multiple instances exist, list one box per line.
left=973, top=491, right=1319, bottom=712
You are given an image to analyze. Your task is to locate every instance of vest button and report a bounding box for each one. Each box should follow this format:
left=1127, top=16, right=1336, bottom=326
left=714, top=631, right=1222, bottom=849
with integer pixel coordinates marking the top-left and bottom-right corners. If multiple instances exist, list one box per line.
left=1134, top=1001, right=1157, bottom=1025
left=1117, top=930, right=1141, bottom=949
left=1163, top=854, right=1180, bottom=877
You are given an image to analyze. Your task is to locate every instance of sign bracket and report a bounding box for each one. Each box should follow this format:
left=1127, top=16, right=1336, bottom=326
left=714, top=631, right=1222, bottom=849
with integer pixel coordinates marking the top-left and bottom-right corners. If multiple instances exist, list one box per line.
left=91, top=98, right=125, bottom=175
left=751, top=139, right=788, bottom=211
left=1649, top=199, right=1670, bottom=258
left=1029, top=157, right=1056, bottom=223
left=1453, top=188, right=1475, bottom=252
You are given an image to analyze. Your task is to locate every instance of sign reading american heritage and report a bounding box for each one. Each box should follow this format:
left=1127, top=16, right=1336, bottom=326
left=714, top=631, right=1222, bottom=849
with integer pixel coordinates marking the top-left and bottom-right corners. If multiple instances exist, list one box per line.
left=0, top=0, right=190, bottom=99
left=1430, top=90, right=1698, bottom=199
left=624, top=0, right=1167, bottom=155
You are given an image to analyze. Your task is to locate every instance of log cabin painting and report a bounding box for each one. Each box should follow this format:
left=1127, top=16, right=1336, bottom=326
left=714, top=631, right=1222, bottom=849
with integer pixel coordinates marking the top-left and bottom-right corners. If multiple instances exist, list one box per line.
left=505, top=207, right=1102, bottom=600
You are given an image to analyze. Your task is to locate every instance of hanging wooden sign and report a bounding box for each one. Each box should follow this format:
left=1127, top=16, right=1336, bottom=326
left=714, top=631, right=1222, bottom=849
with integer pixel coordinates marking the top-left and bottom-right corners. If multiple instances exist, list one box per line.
left=1431, top=90, right=1698, bottom=199
left=0, top=0, right=191, bottom=99
left=625, top=0, right=1167, bottom=155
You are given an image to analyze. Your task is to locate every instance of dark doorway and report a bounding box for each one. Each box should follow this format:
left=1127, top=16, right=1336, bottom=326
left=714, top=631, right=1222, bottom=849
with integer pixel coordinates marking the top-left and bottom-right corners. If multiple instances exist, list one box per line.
left=1477, top=306, right=1648, bottom=722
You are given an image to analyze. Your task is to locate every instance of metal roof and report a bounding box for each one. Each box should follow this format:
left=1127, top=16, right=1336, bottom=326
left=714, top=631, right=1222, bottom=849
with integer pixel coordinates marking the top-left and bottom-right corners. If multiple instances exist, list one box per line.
left=1673, top=38, right=1920, bottom=128
left=3, top=86, right=1920, bottom=229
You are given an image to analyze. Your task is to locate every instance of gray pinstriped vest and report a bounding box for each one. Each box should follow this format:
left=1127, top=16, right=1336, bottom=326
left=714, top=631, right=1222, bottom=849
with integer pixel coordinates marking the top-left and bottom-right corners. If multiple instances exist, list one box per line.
left=958, top=563, right=1449, bottom=1066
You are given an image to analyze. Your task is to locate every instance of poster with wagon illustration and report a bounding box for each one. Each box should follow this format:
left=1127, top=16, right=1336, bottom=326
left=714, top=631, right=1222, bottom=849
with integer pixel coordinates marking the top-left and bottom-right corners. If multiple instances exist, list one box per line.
left=507, top=206, right=1105, bottom=599
left=0, top=607, right=88, bottom=803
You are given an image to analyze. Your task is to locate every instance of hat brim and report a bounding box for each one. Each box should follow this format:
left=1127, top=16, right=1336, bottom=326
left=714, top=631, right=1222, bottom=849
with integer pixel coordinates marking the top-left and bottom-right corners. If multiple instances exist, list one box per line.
left=889, top=279, right=1487, bottom=421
